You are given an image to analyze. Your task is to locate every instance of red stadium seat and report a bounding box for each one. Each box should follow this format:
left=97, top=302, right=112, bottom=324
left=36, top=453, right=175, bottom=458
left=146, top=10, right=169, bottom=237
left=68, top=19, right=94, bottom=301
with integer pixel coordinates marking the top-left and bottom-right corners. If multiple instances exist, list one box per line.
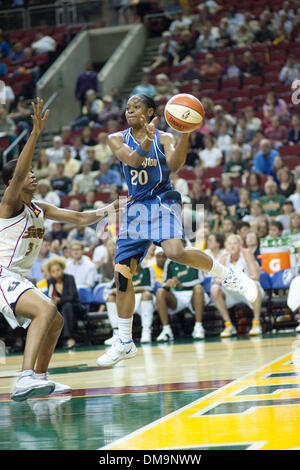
left=279, top=145, right=300, bottom=157
left=178, top=169, right=196, bottom=180
left=61, top=194, right=85, bottom=208
left=203, top=166, right=224, bottom=179
left=231, top=89, right=251, bottom=99
left=243, top=76, right=263, bottom=88
left=221, top=78, right=240, bottom=90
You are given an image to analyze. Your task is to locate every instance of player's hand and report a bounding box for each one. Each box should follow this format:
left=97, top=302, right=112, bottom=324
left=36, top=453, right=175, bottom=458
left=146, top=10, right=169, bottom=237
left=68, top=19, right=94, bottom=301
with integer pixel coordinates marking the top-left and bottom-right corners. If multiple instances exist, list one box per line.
left=140, top=115, right=159, bottom=141
left=31, top=97, right=50, bottom=135
left=96, top=196, right=131, bottom=218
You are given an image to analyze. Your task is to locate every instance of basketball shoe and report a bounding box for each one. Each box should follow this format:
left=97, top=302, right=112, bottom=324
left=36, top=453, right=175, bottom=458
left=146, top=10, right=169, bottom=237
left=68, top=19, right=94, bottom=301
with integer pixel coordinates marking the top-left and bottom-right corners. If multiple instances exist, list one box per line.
left=11, top=370, right=55, bottom=402
left=222, top=268, right=258, bottom=303
left=96, top=338, right=137, bottom=367
left=249, top=321, right=262, bottom=336
left=156, top=325, right=174, bottom=342
left=34, top=372, right=71, bottom=394
left=192, top=323, right=205, bottom=340
left=221, top=322, right=237, bottom=338
left=140, top=328, right=152, bottom=344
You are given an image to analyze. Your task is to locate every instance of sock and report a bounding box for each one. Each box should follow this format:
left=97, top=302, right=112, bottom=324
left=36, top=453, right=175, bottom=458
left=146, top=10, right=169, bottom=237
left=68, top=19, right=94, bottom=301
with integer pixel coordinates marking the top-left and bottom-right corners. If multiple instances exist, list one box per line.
left=34, top=372, right=47, bottom=380
left=224, top=321, right=231, bottom=328
left=252, top=320, right=260, bottom=326
left=106, top=302, right=118, bottom=331
left=118, top=317, right=133, bottom=343
left=141, top=300, right=154, bottom=330
left=194, top=321, right=202, bottom=327
left=208, top=258, right=231, bottom=279
left=163, top=324, right=172, bottom=330
left=18, top=369, right=34, bottom=380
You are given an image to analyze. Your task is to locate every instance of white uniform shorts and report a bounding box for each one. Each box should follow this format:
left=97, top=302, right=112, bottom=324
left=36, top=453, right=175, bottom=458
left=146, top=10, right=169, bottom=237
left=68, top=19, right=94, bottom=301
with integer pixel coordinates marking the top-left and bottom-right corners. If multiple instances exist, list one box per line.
left=287, top=276, right=300, bottom=312
left=0, top=267, right=52, bottom=329
left=169, top=289, right=210, bottom=315
left=222, top=282, right=264, bottom=310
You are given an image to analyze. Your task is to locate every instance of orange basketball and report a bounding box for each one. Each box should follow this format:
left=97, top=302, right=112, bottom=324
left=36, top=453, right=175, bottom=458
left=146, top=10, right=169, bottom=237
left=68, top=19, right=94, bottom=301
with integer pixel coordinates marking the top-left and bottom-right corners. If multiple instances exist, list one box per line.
left=164, top=93, right=205, bottom=133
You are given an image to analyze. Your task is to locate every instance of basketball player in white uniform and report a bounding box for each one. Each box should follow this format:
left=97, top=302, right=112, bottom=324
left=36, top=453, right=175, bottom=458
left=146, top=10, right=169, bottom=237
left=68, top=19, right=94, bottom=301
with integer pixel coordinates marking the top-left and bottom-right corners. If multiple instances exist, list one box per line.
left=210, top=234, right=264, bottom=338
left=0, top=98, right=126, bottom=401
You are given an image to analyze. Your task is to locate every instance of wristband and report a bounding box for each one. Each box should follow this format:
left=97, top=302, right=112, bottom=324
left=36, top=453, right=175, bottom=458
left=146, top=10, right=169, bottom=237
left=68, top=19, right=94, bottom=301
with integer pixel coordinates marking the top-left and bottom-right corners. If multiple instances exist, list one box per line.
left=136, top=144, right=148, bottom=157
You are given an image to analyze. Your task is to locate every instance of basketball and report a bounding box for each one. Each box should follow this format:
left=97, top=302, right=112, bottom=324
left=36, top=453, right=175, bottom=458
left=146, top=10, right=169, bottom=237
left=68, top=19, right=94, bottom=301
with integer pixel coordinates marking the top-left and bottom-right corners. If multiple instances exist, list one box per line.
left=164, top=93, right=205, bottom=133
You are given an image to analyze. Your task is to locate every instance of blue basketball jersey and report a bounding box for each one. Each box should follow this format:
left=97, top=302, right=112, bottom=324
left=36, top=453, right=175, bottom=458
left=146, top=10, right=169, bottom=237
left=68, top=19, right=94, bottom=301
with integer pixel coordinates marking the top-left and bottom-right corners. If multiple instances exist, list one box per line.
left=122, top=128, right=173, bottom=201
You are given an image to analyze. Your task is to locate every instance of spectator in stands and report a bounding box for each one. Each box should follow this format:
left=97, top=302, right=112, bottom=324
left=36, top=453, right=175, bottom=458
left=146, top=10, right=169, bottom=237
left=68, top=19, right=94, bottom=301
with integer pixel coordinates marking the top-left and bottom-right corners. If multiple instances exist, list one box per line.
left=49, top=222, right=68, bottom=243
left=71, top=135, right=88, bottom=162
left=100, top=239, right=116, bottom=283
left=65, top=241, right=98, bottom=289
left=261, top=104, right=275, bottom=131
left=236, top=220, right=250, bottom=246
left=209, top=104, right=236, bottom=137
left=210, top=233, right=263, bottom=337
left=45, top=256, right=82, bottom=349
left=245, top=231, right=261, bottom=266
left=35, top=179, right=61, bottom=209
left=284, top=212, right=300, bottom=236
left=9, top=96, right=32, bottom=135
left=80, top=190, right=96, bottom=212
left=0, top=106, right=16, bottom=142
left=10, top=41, right=24, bottom=63
left=254, top=13, right=274, bottom=43
left=200, top=53, right=222, bottom=81
left=92, top=230, right=111, bottom=272
left=97, top=95, right=122, bottom=127
left=81, top=126, right=97, bottom=146
left=179, top=55, right=201, bottom=83
left=33, top=149, right=57, bottom=181
left=69, top=161, right=97, bottom=195
left=244, top=106, right=262, bottom=134
left=224, top=147, right=249, bottom=180
left=196, top=24, right=217, bottom=53
left=242, top=200, right=265, bottom=227
left=240, top=51, right=262, bottom=78
left=204, top=232, right=225, bottom=261
left=223, top=52, right=240, bottom=79
left=31, top=32, right=56, bottom=54
left=72, top=89, right=104, bottom=130
left=247, top=172, right=264, bottom=201
left=170, top=172, right=189, bottom=197
left=190, top=180, right=209, bottom=209
left=260, top=179, right=286, bottom=218
left=0, top=51, right=7, bottom=77
left=257, top=216, right=269, bottom=239
left=143, top=39, right=178, bottom=74
left=253, top=139, right=279, bottom=176
left=63, top=145, right=81, bottom=179
left=232, top=132, right=252, bottom=161
left=288, top=178, right=300, bottom=214
left=155, top=73, right=178, bottom=102
left=279, top=55, right=299, bottom=85
left=216, top=18, right=234, bottom=49
left=216, top=121, right=232, bottom=156
left=263, top=91, right=289, bottom=121
left=276, top=200, right=295, bottom=231
left=268, top=220, right=284, bottom=239
left=131, top=74, right=156, bottom=98
left=75, top=62, right=98, bottom=106
left=93, top=132, right=113, bottom=163
left=235, top=116, right=255, bottom=143
left=287, top=113, right=300, bottom=144
left=61, top=126, right=74, bottom=146
left=234, top=24, right=254, bottom=48
left=276, top=166, right=296, bottom=198
left=45, top=135, right=64, bottom=164
left=169, top=11, right=192, bottom=34
left=29, top=235, right=56, bottom=283
left=264, top=115, right=288, bottom=148
left=96, top=161, right=122, bottom=189
left=50, top=163, right=73, bottom=196
left=214, top=174, right=240, bottom=208
left=85, top=147, right=100, bottom=172
left=198, top=134, right=222, bottom=168
left=234, top=188, right=251, bottom=220
left=0, top=28, right=11, bottom=58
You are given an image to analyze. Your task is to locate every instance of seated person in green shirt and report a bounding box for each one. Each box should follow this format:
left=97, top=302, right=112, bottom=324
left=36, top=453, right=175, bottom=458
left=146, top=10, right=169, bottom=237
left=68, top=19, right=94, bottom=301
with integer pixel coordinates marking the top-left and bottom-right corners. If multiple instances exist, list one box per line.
left=224, top=147, right=249, bottom=180
left=260, top=179, right=285, bottom=218
left=155, top=254, right=210, bottom=342
left=103, top=264, right=155, bottom=345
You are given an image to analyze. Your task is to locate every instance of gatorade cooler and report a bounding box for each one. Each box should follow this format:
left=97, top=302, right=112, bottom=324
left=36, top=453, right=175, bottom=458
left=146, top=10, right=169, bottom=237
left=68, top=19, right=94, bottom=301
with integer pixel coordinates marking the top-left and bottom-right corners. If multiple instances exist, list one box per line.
left=259, top=238, right=291, bottom=274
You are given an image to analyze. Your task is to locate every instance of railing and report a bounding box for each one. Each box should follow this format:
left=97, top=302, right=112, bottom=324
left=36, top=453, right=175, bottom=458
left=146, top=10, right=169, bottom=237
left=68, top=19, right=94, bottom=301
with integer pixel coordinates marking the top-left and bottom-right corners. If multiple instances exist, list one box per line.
left=2, top=91, right=58, bottom=167
left=0, top=1, right=104, bottom=32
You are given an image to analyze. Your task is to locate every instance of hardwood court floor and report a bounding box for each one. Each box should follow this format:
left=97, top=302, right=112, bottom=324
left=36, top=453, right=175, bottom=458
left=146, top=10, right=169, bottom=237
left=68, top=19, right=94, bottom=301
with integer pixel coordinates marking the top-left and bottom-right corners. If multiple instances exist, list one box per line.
left=0, top=334, right=300, bottom=450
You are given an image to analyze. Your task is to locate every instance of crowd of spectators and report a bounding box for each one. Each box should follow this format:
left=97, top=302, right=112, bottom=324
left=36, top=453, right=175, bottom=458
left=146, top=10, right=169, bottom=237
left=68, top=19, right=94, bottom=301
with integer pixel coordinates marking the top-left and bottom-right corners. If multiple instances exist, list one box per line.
left=2, top=0, right=300, bottom=350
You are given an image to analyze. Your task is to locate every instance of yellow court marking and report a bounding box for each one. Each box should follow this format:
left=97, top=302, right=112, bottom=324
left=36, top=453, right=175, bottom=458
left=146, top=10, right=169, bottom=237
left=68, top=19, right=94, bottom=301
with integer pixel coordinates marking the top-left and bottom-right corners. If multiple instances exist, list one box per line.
left=101, top=349, right=300, bottom=450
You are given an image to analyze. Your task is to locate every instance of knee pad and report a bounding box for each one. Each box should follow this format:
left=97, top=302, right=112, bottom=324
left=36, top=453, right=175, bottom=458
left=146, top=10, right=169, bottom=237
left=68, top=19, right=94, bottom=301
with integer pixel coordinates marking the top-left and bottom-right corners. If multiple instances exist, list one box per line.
left=115, top=260, right=135, bottom=292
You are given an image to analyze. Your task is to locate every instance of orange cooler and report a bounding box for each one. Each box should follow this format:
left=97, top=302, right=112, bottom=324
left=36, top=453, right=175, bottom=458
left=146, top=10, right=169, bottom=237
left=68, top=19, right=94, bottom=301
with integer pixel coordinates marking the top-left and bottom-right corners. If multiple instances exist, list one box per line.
left=259, top=239, right=291, bottom=274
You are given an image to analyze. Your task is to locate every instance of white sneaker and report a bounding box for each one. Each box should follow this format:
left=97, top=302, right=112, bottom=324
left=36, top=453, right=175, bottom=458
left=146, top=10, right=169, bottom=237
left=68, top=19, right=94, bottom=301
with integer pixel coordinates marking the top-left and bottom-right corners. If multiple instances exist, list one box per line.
left=156, top=327, right=174, bottom=342
left=35, top=373, right=71, bottom=394
left=11, top=371, right=55, bottom=402
left=104, top=333, right=117, bottom=346
left=221, top=323, right=237, bottom=338
left=140, top=329, right=152, bottom=344
left=249, top=323, right=262, bottom=336
left=192, top=323, right=205, bottom=339
left=96, top=338, right=137, bottom=367
left=222, top=268, right=258, bottom=303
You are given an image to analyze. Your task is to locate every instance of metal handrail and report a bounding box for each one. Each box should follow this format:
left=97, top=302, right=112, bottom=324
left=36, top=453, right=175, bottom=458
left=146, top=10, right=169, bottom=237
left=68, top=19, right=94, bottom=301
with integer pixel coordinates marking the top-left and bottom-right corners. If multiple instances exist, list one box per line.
left=2, top=91, right=58, bottom=167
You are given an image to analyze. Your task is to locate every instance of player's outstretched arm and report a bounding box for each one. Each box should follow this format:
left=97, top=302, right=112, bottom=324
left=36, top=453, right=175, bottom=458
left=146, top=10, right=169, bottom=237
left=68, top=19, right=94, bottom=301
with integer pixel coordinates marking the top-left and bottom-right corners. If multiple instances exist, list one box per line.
left=1, top=98, right=49, bottom=205
left=39, top=197, right=129, bottom=226
left=161, top=131, right=191, bottom=172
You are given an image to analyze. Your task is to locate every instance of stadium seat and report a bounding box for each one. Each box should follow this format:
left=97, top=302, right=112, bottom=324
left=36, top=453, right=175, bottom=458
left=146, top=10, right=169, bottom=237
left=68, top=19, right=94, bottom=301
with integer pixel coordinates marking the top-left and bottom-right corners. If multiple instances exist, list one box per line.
left=92, top=283, right=109, bottom=304
left=153, top=281, right=161, bottom=295
left=279, top=145, right=300, bottom=157
left=202, top=276, right=214, bottom=295
left=78, top=287, right=93, bottom=305
left=259, top=271, right=272, bottom=290
left=271, top=269, right=296, bottom=290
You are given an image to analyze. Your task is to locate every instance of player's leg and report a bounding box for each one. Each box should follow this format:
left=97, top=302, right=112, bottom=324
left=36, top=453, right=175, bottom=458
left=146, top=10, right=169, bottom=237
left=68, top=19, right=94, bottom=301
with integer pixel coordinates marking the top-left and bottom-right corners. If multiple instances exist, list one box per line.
left=104, top=294, right=118, bottom=345
left=96, top=256, right=139, bottom=366
left=191, top=285, right=206, bottom=339
left=210, top=284, right=237, bottom=338
left=155, top=287, right=177, bottom=342
left=139, top=291, right=154, bottom=344
left=161, top=239, right=258, bottom=304
left=248, top=282, right=263, bottom=336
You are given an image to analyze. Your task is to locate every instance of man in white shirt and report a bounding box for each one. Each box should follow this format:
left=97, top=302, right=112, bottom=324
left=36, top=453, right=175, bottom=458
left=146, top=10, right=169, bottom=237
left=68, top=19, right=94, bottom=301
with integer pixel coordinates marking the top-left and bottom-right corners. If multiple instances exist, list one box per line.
left=31, top=33, right=56, bottom=54
left=65, top=241, right=98, bottom=288
left=288, top=178, right=300, bottom=214
left=199, top=135, right=222, bottom=168
left=63, top=146, right=80, bottom=179
left=69, top=161, right=96, bottom=195
left=45, top=135, right=64, bottom=164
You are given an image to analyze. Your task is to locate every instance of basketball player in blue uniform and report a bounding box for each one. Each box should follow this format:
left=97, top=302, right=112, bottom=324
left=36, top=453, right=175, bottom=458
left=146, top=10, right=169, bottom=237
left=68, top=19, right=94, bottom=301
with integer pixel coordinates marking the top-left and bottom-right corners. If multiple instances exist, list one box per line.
left=97, top=94, right=258, bottom=366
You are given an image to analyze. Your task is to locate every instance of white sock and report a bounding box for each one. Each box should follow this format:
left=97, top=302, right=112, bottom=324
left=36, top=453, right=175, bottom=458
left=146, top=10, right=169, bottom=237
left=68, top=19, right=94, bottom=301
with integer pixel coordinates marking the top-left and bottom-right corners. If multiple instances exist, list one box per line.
left=118, top=317, right=133, bottom=343
left=195, top=321, right=202, bottom=327
left=163, top=324, right=172, bottom=330
left=141, top=300, right=154, bottom=330
left=208, top=258, right=231, bottom=279
left=106, top=302, right=118, bottom=331
left=19, top=369, right=34, bottom=380
left=34, top=372, right=47, bottom=380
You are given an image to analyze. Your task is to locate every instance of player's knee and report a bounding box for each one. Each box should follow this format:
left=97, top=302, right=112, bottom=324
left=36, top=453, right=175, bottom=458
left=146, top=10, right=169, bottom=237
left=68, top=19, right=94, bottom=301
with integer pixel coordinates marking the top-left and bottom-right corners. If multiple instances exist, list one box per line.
left=114, top=259, right=135, bottom=292
left=156, top=287, right=167, bottom=300
left=42, top=303, right=58, bottom=324
left=106, top=294, right=116, bottom=303
left=141, top=291, right=152, bottom=301
left=162, top=245, right=184, bottom=263
left=211, top=284, right=221, bottom=298
left=193, top=284, right=204, bottom=296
